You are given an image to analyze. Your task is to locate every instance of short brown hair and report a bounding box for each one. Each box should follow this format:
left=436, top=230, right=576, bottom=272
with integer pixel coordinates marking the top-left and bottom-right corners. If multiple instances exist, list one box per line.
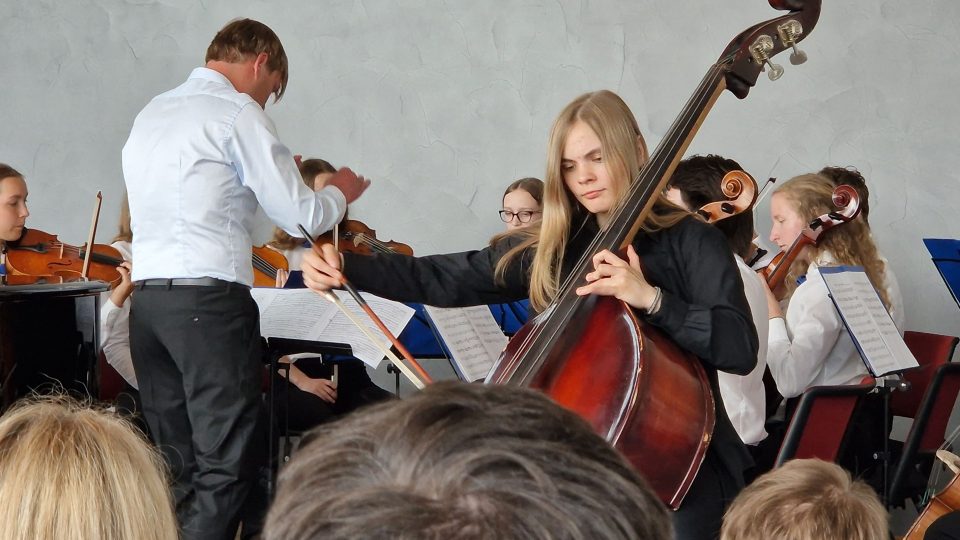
left=265, top=382, right=671, bottom=540
left=0, top=163, right=23, bottom=183
left=206, top=18, right=289, bottom=100
left=669, top=155, right=755, bottom=259
left=720, top=459, right=888, bottom=540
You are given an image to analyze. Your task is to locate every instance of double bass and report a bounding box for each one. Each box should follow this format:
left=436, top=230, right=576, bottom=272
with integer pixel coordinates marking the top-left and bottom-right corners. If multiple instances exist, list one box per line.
left=487, top=0, right=822, bottom=508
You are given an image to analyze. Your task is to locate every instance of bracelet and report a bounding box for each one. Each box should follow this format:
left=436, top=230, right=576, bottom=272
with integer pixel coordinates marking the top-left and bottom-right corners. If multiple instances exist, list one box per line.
left=647, top=286, right=663, bottom=315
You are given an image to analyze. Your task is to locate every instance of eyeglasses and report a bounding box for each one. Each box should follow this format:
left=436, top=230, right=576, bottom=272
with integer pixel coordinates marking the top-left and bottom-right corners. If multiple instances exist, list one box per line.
left=499, top=210, right=541, bottom=223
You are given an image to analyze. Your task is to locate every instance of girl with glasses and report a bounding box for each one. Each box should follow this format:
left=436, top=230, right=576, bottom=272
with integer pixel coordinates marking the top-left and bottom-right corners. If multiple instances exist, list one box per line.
left=499, top=177, right=543, bottom=230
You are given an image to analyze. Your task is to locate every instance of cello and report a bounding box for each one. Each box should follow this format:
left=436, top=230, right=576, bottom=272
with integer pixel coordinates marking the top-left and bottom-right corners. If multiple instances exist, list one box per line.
left=486, top=0, right=822, bottom=509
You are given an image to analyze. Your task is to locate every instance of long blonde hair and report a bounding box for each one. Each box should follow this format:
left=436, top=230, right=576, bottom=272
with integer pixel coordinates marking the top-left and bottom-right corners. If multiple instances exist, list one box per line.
left=496, top=90, right=688, bottom=311
left=775, top=174, right=890, bottom=309
left=0, top=396, right=177, bottom=540
left=113, top=193, right=132, bottom=243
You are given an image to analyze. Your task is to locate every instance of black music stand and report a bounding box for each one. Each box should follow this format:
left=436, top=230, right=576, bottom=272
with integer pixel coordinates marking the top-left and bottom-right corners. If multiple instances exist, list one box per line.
left=265, top=337, right=352, bottom=499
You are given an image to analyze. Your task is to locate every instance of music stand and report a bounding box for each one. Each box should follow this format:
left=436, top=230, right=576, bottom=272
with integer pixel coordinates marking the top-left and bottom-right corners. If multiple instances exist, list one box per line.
left=924, top=238, right=960, bottom=310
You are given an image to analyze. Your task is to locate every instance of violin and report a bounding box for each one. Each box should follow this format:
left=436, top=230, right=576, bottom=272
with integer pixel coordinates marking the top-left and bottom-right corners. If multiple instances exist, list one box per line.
left=696, top=170, right=757, bottom=224
left=759, top=184, right=861, bottom=297
left=318, top=219, right=413, bottom=256
left=4, top=228, right=123, bottom=287
left=252, top=245, right=290, bottom=287
left=487, top=0, right=821, bottom=509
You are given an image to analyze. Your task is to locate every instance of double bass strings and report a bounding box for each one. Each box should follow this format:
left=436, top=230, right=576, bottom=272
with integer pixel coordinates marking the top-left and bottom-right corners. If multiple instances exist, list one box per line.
left=506, top=65, right=727, bottom=386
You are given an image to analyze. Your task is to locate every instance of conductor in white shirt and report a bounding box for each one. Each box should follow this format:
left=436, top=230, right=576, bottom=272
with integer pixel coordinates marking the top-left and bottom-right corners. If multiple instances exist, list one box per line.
left=121, top=18, right=369, bottom=540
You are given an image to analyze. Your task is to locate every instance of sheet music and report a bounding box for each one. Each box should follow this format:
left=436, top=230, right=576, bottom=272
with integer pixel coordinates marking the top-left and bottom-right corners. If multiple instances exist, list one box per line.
left=250, top=288, right=414, bottom=368
left=820, top=267, right=919, bottom=376
left=424, top=305, right=509, bottom=382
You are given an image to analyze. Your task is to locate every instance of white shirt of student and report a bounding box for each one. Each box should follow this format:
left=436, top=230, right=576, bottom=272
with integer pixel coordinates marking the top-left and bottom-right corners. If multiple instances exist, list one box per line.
left=767, top=252, right=870, bottom=399
left=122, top=67, right=345, bottom=286
left=100, top=241, right=137, bottom=389
left=717, top=255, right=770, bottom=446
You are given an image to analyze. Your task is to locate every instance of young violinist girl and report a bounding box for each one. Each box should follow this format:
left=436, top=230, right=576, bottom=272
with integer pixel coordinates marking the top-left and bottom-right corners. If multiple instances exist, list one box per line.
left=268, top=158, right=338, bottom=272
left=0, top=164, right=29, bottom=285
left=764, top=173, right=893, bottom=482
left=765, top=173, right=892, bottom=396
left=300, top=90, right=758, bottom=539
left=0, top=164, right=29, bottom=251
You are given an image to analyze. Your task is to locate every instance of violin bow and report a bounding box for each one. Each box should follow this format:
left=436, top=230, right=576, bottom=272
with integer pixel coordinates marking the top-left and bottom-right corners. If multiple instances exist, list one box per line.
left=297, top=224, right=432, bottom=389
left=81, top=191, right=104, bottom=279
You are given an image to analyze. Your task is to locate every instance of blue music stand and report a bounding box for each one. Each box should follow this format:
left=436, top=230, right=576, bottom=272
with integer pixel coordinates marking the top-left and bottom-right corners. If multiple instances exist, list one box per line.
left=923, top=238, right=960, bottom=310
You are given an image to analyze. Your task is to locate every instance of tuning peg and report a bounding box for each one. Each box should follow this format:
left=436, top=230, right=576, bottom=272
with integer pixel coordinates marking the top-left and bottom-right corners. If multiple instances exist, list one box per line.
left=750, top=35, right=784, bottom=81
left=778, top=20, right=807, bottom=66
left=766, top=61, right=784, bottom=81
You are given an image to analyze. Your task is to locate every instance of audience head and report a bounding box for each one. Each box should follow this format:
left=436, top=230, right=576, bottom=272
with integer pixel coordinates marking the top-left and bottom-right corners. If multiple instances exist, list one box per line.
left=0, top=163, right=29, bottom=243
left=720, top=459, right=888, bottom=540
left=0, top=396, right=177, bottom=540
left=818, top=166, right=870, bottom=224
left=666, top=154, right=755, bottom=259
left=500, top=177, right=544, bottom=230
left=265, top=381, right=671, bottom=540
left=206, top=18, right=289, bottom=106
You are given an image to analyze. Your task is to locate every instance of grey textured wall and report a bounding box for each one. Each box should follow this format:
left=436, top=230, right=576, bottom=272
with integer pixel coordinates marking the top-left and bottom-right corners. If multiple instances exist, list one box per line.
left=2, top=0, right=958, bottom=334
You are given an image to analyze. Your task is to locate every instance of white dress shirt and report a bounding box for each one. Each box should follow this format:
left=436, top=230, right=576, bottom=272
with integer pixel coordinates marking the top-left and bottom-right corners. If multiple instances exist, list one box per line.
left=767, top=252, right=870, bottom=398
left=122, top=67, right=345, bottom=286
left=100, top=241, right=137, bottom=389
left=717, top=255, right=770, bottom=445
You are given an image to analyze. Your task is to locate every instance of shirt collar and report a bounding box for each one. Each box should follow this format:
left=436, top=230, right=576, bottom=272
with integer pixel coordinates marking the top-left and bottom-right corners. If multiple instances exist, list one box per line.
left=188, top=66, right=235, bottom=89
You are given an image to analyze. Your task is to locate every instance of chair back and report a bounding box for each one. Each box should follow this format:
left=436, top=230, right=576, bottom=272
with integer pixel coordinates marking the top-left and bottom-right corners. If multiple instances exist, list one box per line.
left=774, top=377, right=876, bottom=467
left=889, top=362, right=960, bottom=506
left=98, top=351, right=126, bottom=401
left=891, top=332, right=959, bottom=419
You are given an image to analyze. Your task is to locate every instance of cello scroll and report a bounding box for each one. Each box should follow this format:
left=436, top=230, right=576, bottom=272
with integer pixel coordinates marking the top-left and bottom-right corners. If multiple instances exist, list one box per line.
left=696, top=170, right=758, bottom=224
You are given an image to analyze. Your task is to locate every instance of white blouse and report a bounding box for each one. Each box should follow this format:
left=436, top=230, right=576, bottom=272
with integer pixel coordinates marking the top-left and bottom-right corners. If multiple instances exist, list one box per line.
left=767, top=252, right=883, bottom=398
left=100, top=241, right=137, bottom=389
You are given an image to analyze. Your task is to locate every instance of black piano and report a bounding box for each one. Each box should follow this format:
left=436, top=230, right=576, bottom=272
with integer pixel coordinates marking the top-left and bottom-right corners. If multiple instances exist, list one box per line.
left=0, top=280, right=108, bottom=410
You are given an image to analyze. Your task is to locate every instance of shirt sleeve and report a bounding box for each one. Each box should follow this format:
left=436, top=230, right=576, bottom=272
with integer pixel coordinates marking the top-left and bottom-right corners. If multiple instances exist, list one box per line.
left=644, top=222, right=759, bottom=376
left=766, top=273, right=844, bottom=398
left=100, top=298, right=139, bottom=389
left=341, top=240, right=530, bottom=307
left=229, top=103, right=346, bottom=237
